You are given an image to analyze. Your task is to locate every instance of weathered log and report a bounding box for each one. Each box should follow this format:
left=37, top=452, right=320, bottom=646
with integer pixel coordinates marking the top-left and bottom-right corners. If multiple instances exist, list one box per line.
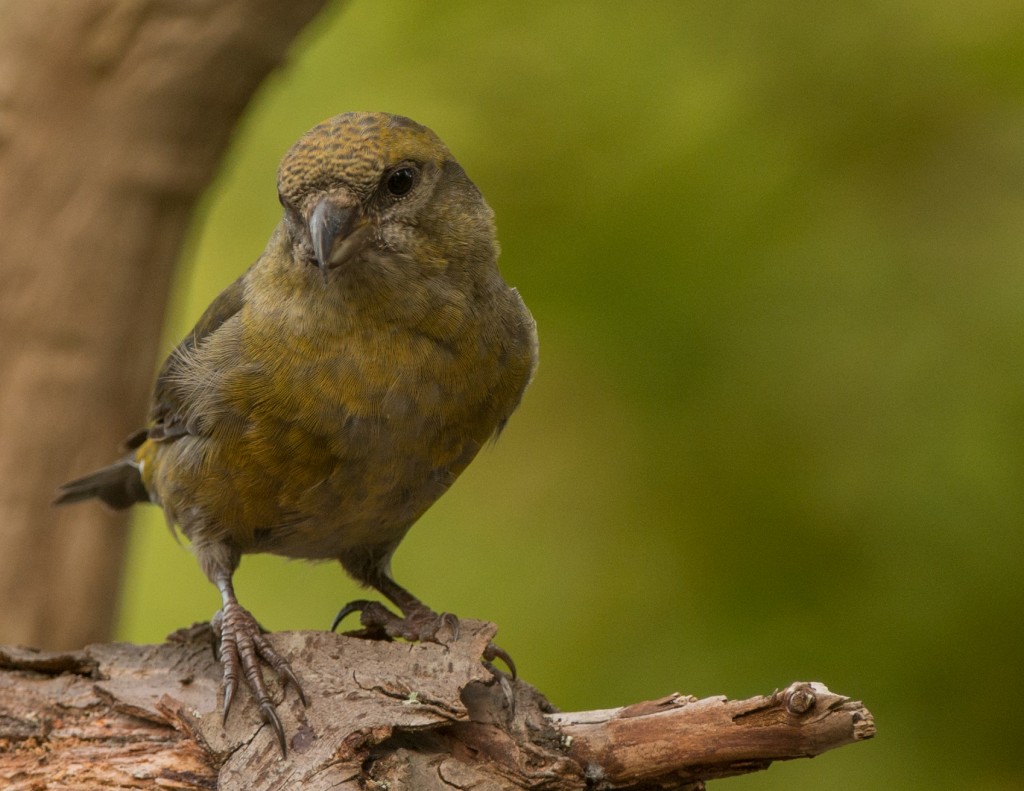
left=0, top=620, right=873, bottom=790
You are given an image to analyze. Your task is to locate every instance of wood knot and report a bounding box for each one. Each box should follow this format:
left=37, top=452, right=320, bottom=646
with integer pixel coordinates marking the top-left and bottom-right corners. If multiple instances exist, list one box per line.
left=785, top=684, right=817, bottom=715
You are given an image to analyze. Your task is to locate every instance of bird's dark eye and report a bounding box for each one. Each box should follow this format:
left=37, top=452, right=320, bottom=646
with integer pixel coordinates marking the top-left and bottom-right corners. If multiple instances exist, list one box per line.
left=385, top=166, right=417, bottom=197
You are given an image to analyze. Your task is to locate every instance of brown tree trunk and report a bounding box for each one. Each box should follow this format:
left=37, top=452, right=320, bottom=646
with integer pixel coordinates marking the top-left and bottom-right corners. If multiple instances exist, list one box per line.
left=0, top=0, right=333, bottom=649
left=0, top=621, right=875, bottom=790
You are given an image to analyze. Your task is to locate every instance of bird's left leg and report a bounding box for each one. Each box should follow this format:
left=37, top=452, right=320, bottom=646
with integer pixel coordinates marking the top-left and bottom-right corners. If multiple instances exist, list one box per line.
left=331, top=573, right=516, bottom=677
left=331, top=573, right=459, bottom=642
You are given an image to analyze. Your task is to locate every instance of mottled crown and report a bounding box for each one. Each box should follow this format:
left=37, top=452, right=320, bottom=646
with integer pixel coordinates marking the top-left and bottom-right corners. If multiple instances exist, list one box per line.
left=277, top=112, right=452, bottom=206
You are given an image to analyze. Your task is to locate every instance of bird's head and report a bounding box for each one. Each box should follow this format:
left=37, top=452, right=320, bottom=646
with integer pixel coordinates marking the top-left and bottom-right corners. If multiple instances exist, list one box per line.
left=276, top=112, right=497, bottom=281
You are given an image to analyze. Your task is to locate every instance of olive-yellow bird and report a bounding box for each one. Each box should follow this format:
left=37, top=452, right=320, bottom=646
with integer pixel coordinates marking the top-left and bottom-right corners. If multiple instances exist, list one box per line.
left=56, top=112, right=538, bottom=753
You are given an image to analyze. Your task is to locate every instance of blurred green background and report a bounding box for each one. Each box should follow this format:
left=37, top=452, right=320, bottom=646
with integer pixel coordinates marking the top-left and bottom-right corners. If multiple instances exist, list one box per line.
left=116, top=2, right=1024, bottom=788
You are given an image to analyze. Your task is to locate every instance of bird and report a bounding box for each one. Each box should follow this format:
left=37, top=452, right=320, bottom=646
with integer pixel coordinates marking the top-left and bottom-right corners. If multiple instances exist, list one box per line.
left=55, top=111, right=538, bottom=754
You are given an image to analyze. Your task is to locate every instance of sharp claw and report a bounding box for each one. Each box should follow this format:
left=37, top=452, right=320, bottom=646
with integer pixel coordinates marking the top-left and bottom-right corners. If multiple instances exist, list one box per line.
left=331, top=599, right=372, bottom=631
left=261, top=700, right=287, bottom=757
left=273, top=658, right=308, bottom=707
left=441, top=612, right=461, bottom=641
left=499, top=673, right=516, bottom=718
left=483, top=642, right=517, bottom=679
left=288, top=668, right=308, bottom=706
left=222, top=682, right=236, bottom=724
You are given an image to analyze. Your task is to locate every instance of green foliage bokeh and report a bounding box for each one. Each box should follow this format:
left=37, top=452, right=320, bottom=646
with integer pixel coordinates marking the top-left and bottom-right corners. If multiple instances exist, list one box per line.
left=118, top=2, right=1024, bottom=787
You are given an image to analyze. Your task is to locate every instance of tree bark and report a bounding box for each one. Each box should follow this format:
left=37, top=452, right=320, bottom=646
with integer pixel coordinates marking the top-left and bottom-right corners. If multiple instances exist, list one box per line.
left=0, top=0, right=333, bottom=649
left=0, top=621, right=874, bottom=790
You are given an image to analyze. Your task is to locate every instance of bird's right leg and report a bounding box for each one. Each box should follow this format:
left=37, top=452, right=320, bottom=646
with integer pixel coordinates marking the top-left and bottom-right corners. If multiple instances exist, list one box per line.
left=206, top=562, right=306, bottom=755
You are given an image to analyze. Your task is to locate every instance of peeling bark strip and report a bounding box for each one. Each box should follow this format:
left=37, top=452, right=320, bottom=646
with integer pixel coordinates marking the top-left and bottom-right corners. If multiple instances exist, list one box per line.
left=0, top=622, right=874, bottom=790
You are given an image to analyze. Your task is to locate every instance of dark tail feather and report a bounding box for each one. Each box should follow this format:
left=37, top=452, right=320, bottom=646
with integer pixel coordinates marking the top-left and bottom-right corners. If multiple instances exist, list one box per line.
left=54, top=458, right=149, bottom=510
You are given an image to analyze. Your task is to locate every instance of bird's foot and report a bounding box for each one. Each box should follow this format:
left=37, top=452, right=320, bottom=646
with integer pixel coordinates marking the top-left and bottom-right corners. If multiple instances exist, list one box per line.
left=331, top=600, right=516, bottom=678
left=331, top=598, right=459, bottom=643
left=212, top=602, right=307, bottom=755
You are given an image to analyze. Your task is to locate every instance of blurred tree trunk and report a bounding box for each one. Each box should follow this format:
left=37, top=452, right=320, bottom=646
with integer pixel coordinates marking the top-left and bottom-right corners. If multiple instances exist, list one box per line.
left=0, top=0, right=335, bottom=649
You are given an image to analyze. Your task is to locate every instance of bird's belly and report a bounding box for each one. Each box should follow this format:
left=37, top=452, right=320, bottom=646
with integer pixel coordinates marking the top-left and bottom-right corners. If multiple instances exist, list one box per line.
left=255, top=409, right=482, bottom=560
left=157, top=347, right=500, bottom=561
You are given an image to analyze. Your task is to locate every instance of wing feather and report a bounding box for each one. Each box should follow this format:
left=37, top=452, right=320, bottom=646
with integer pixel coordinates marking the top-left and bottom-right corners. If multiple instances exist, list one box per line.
left=143, top=272, right=247, bottom=444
